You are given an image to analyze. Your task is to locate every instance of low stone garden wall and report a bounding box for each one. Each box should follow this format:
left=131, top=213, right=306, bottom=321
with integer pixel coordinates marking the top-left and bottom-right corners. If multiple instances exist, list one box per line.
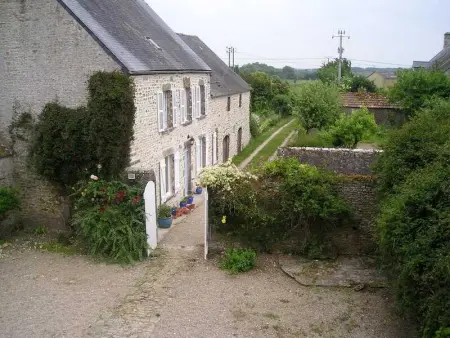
left=278, top=147, right=382, bottom=256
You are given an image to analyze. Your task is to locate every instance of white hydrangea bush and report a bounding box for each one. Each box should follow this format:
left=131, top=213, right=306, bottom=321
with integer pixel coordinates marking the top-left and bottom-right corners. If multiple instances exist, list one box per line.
left=197, top=160, right=257, bottom=193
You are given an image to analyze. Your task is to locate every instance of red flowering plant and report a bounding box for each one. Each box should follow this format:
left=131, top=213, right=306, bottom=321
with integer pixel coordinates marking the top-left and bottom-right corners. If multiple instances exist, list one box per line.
left=71, top=176, right=147, bottom=263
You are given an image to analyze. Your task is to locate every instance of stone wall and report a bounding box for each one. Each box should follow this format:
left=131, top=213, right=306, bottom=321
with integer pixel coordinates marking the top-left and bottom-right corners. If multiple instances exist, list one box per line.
left=131, top=72, right=250, bottom=205
left=277, top=147, right=381, bottom=175
left=278, top=147, right=381, bottom=255
left=0, top=0, right=120, bottom=231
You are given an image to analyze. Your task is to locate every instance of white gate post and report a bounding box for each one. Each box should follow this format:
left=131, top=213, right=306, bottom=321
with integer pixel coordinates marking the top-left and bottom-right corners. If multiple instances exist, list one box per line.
left=143, top=181, right=158, bottom=255
left=204, top=187, right=209, bottom=260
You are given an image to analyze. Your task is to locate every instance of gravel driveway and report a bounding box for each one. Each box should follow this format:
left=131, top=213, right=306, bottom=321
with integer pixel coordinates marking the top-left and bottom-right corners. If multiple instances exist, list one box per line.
left=0, top=203, right=414, bottom=338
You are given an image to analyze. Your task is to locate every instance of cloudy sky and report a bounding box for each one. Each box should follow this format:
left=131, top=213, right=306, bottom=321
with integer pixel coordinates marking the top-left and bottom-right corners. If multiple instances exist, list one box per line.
left=147, top=0, right=450, bottom=69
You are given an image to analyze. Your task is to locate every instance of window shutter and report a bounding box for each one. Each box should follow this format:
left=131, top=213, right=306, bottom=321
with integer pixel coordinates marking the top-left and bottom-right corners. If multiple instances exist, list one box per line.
left=159, top=159, right=166, bottom=202
left=205, top=135, right=210, bottom=167
left=172, top=91, right=178, bottom=128
left=180, top=89, right=186, bottom=123
left=191, top=87, right=196, bottom=118
left=162, top=93, right=168, bottom=130
left=174, top=151, right=180, bottom=193
left=195, top=140, right=201, bottom=176
left=157, top=92, right=164, bottom=132
left=212, top=131, right=217, bottom=164
left=196, top=86, right=201, bottom=118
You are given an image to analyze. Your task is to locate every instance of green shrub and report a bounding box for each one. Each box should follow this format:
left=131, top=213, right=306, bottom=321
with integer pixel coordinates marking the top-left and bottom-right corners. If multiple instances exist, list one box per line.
left=199, top=159, right=349, bottom=253
left=72, top=178, right=146, bottom=263
left=30, top=71, right=135, bottom=185
left=157, top=204, right=172, bottom=218
left=293, top=81, right=342, bottom=131
left=0, top=187, right=20, bottom=216
left=377, top=164, right=450, bottom=337
left=220, top=248, right=257, bottom=274
left=327, top=107, right=377, bottom=148
left=291, top=131, right=333, bottom=148
left=250, top=114, right=261, bottom=137
left=272, top=94, right=293, bottom=116
left=375, top=99, right=450, bottom=194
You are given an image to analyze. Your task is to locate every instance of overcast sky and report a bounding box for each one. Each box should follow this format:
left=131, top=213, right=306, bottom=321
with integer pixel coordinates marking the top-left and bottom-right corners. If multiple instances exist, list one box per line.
left=147, top=0, right=450, bottom=69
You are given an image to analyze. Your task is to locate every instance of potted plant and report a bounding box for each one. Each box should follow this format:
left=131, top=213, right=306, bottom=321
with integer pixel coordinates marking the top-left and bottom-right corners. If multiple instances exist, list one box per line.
left=186, top=195, right=194, bottom=204
left=171, top=207, right=177, bottom=216
left=157, top=204, right=173, bottom=229
left=195, top=186, right=203, bottom=194
left=180, top=197, right=188, bottom=208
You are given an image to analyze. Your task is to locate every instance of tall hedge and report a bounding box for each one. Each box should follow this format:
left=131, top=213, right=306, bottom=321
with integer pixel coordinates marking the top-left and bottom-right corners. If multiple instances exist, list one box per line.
left=30, top=71, right=135, bottom=185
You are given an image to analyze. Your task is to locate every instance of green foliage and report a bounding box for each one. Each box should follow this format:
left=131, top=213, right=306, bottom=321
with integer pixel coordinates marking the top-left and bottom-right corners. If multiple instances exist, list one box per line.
left=250, top=114, right=261, bottom=137
left=272, top=94, right=293, bottom=116
left=32, top=226, right=48, bottom=235
left=220, top=248, right=257, bottom=274
left=389, top=68, right=450, bottom=116
left=293, top=81, right=342, bottom=131
left=317, top=58, right=352, bottom=83
left=0, top=187, right=20, bottom=216
left=200, top=159, right=349, bottom=253
left=327, top=107, right=378, bottom=148
left=341, top=75, right=377, bottom=93
left=30, top=71, right=136, bottom=185
left=71, top=178, right=146, bottom=263
left=377, top=164, right=450, bottom=337
left=291, top=132, right=333, bottom=148
left=374, top=99, right=450, bottom=194
left=157, top=204, right=172, bottom=219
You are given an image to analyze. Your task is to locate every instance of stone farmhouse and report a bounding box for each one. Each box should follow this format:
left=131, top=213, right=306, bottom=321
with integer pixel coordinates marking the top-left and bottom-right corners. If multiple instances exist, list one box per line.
left=0, top=0, right=250, bottom=225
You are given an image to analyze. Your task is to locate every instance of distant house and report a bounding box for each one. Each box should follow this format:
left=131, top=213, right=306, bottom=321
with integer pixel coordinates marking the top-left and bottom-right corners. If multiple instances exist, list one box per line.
left=367, top=72, right=397, bottom=89
left=413, top=33, right=450, bottom=73
left=341, top=92, right=403, bottom=125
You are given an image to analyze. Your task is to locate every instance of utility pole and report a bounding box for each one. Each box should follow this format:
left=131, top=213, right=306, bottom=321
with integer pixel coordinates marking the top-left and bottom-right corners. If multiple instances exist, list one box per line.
left=226, top=46, right=236, bottom=69
left=332, top=30, right=350, bottom=83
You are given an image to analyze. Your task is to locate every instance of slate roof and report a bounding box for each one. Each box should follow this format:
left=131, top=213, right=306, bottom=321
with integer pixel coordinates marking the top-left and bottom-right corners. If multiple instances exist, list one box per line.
left=58, top=0, right=211, bottom=74
left=429, top=46, right=450, bottom=71
left=178, top=34, right=250, bottom=97
left=412, top=61, right=431, bottom=68
left=341, top=92, right=398, bottom=109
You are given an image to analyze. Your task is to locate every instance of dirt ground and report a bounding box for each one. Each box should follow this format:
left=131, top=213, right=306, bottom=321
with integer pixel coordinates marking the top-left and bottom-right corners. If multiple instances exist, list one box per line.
left=0, top=203, right=415, bottom=338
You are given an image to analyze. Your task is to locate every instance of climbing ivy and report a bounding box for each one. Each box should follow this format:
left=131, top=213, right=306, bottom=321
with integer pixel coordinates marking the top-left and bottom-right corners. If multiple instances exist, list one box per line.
left=30, top=71, right=136, bottom=185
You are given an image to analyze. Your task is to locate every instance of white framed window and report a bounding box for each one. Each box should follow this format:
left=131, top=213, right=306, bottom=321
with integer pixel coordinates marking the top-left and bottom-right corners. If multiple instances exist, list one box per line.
left=159, top=151, right=180, bottom=202
left=200, top=85, right=206, bottom=116
left=195, top=135, right=209, bottom=175
left=157, top=90, right=174, bottom=132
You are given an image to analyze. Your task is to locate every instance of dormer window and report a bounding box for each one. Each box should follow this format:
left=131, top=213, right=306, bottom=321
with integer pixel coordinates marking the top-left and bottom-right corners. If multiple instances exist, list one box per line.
left=145, top=37, right=162, bottom=50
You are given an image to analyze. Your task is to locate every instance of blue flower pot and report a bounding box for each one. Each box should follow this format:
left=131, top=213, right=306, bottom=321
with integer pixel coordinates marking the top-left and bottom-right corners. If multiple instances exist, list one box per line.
left=195, top=187, right=203, bottom=194
left=180, top=201, right=187, bottom=208
left=187, top=196, right=194, bottom=204
left=158, top=217, right=173, bottom=229
left=171, top=208, right=177, bottom=216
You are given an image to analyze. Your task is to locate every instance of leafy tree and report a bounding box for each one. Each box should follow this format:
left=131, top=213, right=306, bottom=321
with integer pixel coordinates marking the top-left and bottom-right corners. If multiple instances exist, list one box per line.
left=317, top=58, right=352, bottom=83
left=342, top=75, right=377, bottom=93
left=293, top=81, right=342, bottom=131
left=247, top=71, right=273, bottom=111
left=272, top=94, right=293, bottom=116
left=374, top=98, right=450, bottom=194
left=389, top=68, right=450, bottom=116
left=327, top=107, right=377, bottom=147
left=281, top=66, right=296, bottom=80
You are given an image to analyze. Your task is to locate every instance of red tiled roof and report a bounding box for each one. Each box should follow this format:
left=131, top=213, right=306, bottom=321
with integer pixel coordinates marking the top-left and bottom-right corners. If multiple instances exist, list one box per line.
left=341, top=92, right=398, bottom=109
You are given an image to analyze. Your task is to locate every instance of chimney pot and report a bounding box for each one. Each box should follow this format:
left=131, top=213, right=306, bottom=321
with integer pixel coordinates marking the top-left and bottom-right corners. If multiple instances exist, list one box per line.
left=444, top=32, right=450, bottom=48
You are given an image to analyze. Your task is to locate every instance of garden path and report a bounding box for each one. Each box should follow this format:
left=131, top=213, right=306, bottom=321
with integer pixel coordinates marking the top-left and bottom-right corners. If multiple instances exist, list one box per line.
left=238, top=119, right=296, bottom=169
left=0, top=203, right=415, bottom=337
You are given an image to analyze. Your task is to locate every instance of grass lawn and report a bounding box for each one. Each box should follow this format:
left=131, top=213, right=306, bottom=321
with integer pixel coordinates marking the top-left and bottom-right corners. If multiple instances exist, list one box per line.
left=247, top=119, right=298, bottom=170
left=232, top=117, right=294, bottom=166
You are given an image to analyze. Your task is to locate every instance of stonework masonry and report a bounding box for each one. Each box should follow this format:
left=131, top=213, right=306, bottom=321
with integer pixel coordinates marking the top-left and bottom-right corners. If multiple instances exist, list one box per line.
left=131, top=73, right=250, bottom=204
left=0, top=0, right=120, bottom=230
left=278, top=147, right=381, bottom=255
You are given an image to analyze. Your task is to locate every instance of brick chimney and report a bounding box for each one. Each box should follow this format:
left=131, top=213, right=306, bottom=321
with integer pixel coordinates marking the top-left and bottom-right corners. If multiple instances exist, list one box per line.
left=444, top=32, right=450, bottom=48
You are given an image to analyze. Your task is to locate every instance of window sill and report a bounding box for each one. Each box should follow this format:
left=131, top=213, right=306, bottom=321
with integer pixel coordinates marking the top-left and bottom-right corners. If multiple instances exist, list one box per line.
left=164, top=192, right=176, bottom=203
left=196, top=115, right=206, bottom=121
left=159, top=127, right=175, bottom=135
left=182, top=120, right=193, bottom=126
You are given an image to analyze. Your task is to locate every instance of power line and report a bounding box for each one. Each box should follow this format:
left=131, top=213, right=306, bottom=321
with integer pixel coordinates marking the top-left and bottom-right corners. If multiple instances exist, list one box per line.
left=332, top=29, right=350, bottom=82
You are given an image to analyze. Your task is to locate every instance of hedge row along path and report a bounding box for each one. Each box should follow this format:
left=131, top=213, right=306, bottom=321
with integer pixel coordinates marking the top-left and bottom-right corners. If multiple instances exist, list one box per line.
left=238, top=118, right=296, bottom=170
